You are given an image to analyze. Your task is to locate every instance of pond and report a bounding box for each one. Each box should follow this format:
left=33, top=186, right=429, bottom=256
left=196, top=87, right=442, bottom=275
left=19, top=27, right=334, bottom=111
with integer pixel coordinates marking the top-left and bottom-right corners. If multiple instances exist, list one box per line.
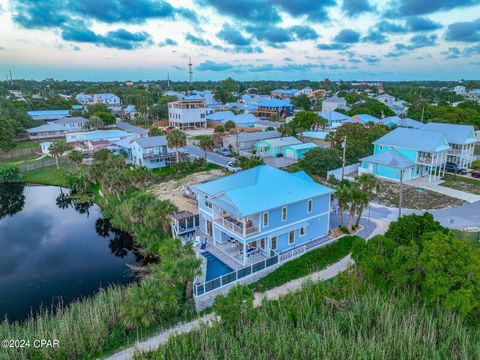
left=0, top=184, right=141, bottom=322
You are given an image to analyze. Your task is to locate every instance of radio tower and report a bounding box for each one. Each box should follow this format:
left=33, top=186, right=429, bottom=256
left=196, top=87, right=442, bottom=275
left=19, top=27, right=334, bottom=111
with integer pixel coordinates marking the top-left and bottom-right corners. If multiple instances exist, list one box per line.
left=188, top=57, right=193, bottom=84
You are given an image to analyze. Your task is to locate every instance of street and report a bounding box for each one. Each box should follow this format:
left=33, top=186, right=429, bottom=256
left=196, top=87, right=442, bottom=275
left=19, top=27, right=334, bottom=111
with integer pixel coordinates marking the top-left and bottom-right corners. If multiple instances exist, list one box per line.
left=185, top=144, right=232, bottom=167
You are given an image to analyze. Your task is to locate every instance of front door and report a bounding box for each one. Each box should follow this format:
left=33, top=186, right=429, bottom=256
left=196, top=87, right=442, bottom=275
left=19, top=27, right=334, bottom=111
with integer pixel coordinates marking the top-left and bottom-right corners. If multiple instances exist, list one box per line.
left=206, top=220, right=213, bottom=237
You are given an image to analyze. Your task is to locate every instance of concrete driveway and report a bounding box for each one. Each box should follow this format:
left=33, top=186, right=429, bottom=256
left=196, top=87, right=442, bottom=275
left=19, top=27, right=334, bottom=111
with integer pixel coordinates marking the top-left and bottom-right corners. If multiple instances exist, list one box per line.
left=185, top=144, right=232, bottom=167
left=262, top=156, right=298, bottom=168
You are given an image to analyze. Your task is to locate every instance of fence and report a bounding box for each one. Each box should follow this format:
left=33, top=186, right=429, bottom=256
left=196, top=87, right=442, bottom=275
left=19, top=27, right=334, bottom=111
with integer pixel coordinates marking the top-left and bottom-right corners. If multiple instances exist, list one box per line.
left=193, top=244, right=308, bottom=297
left=18, top=157, right=67, bottom=173
left=327, top=163, right=360, bottom=180
left=0, top=147, right=39, bottom=160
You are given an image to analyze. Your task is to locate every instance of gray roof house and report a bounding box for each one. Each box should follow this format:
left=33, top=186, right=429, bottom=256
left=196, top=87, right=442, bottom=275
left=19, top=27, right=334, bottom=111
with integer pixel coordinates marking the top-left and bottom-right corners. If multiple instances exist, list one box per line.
left=27, top=124, right=67, bottom=140
left=223, top=130, right=281, bottom=152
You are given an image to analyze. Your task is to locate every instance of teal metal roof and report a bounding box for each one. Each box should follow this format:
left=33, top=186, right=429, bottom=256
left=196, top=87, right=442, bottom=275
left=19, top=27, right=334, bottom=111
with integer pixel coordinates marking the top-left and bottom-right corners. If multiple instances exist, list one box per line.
left=361, top=149, right=413, bottom=169
left=301, top=131, right=328, bottom=140
left=193, top=165, right=334, bottom=217
left=421, top=122, right=476, bottom=145
left=373, top=127, right=450, bottom=152
left=285, top=142, right=318, bottom=151
left=258, top=136, right=301, bottom=147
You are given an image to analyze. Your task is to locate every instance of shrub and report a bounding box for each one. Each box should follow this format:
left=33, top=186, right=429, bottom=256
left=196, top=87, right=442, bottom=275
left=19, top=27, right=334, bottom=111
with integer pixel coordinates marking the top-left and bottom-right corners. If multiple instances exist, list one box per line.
left=214, top=285, right=254, bottom=326
left=0, top=164, right=20, bottom=183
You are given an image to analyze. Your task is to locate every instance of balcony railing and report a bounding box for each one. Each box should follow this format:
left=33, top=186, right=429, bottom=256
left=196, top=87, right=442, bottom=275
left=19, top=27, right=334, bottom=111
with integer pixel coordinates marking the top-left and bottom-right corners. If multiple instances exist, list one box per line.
left=214, top=216, right=259, bottom=237
left=417, top=156, right=433, bottom=164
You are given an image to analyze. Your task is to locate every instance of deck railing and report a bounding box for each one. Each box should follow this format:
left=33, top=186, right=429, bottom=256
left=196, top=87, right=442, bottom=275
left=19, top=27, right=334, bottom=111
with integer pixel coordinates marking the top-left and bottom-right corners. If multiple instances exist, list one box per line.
left=214, top=216, right=259, bottom=237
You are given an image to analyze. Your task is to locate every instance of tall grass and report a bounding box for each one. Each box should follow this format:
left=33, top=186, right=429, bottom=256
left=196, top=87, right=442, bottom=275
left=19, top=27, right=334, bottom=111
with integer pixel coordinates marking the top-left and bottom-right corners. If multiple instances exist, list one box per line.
left=142, top=277, right=480, bottom=360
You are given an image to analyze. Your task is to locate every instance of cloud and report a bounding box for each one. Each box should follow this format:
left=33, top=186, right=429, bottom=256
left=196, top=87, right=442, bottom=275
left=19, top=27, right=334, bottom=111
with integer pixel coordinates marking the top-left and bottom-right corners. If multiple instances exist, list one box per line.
left=274, top=0, right=336, bottom=22
left=377, top=20, right=409, bottom=34
left=386, top=0, right=478, bottom=17
left=317, top=43, right=349, bottom=50
left=360, top=55, right=380, bottom=64
left=362, top=31, right=388, bottom=44
left=158, top=38, right=178, bottom=47
left=61, top=24, right=153, bottom=50
left=395, top=34, right=437, bottom=50
left=217, top=24, right=251, bottom=46
left=445, top=19, right=480, bottom=42
left=442, top=47, right=461, bottom=59
left=245, top=25, right=293, bottom=46
left=197, top=60, right=233, bottom=71
left=333, top=29, right=361, bottom=43
left=342, top=0, right=375, bottom=17
left=197, top=0, right=280, bottom=24
left=464, top=44, right=480, bottom=56
left=406, top=17, right=442, bottom=32
left=13, top=0, right=68, bottom=29
left=289, top=25, right=319, bottom=40
left=185, top=33, right=212, bottom=46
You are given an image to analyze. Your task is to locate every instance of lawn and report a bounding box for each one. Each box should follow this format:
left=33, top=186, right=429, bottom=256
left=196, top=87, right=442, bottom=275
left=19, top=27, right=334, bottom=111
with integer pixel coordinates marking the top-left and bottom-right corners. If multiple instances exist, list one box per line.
left=251, top=235, right=358, bottom=292
left=0, top=153, right=42, bottom=166
left=20, top=164, right=74, bottom=186
left=441, top=173, right=480, bottom=195
left=11, top=140, right=43, bottom=151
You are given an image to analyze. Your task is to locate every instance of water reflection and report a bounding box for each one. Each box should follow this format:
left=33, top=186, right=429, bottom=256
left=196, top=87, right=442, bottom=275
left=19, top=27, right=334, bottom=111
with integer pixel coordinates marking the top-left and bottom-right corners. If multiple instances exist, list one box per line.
left=0, top=183, right=25, bottom=219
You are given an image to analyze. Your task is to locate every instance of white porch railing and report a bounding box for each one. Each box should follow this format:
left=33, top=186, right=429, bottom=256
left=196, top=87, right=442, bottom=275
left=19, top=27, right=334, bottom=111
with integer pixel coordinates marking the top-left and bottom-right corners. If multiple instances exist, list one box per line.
left=214, top=216, right=259, bottom=237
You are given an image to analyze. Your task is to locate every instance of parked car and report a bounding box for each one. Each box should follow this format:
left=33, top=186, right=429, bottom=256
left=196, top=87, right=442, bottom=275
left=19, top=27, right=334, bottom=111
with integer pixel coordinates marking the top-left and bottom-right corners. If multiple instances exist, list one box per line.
left=214, top=147, right=231, bottom=156
left=472, top=170, right=480, bottom=179
left=225, top=161, right=241, bottom=173
left=445, top=162, right=468, bottom=175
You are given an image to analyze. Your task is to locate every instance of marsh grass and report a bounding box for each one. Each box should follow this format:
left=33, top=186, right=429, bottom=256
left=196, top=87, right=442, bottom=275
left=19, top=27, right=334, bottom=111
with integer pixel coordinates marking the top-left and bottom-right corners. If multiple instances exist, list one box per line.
left=142, top=277, right=480, bottom=360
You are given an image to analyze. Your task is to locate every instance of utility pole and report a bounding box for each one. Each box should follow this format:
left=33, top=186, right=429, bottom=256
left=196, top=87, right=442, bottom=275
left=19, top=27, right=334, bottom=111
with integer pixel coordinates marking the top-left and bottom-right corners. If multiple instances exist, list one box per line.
left=398, top=169, right=403, bottom=218
left=341, top=135, right=347, bottom=181
left=420, top=106, right=425, bottom=123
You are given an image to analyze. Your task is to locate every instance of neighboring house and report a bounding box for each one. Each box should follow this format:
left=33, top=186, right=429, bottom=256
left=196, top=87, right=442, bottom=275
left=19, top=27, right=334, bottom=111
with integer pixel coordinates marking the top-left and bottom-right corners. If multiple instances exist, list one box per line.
left=168, top=99, right=211, bottom=129
left=26, top=124, right=67, bottom=140
left=192, top=165, right=334, bottom=265
left=232, top=113, right=259, bottom=128
left=110, top=137, right=136, bottom=161
left=271, top=88, right=299, bottom=99
left=346, top=114, right=382, bottom=124
left=76, top=93, right=94, bottom=105
left=115, top=122, right=149, bottom=137
left=295, top=87, right=312, bottom=96
left=255, top=136, right=302, bottom=157
left=123, top=105, right=137, bottom=120
left=254, top=120, right=281, bottom=130
left=241, top=94, right=271, bottom=112
left=206, top=111, right=236, bottom=127
left=255, top=99, right=294, bottom=119
left=308, top=89, right=327, bottom=99
left=359, top=127, right=450, bottom=182
left=52, top=116, right=88, bottom=132
left=191, top=90, right=221, bottom=107
left=468, top=89, right=480, bottom=101
left=94, top=93, right=121, bottom=106
left=27, top=110, right=70, bottom=121
left=384, top=116, right=423, bottom=129
left=322, top=96, right=349, bottom=112
left=40, top=141, right=52, bottom=155
left=421, top=122, right=477, bottom=168
left=453, top=85, right=466, bottom=96
left=319, top=111, right=350, bottom=126
left=283, top=142, right=318, bottom=159
left=299, top=131, right=331, bottom=148
left=66, top=130, right=135, bottom=151
left=131, top=136, right=176, bottom=169
left=375, top=93, right=396, bottom=105
left=223, top=130, right=281, bottom=153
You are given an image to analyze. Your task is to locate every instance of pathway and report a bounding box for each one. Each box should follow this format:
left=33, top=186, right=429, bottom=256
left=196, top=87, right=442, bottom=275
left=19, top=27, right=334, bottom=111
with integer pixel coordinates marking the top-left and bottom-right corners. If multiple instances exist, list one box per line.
left=405, top=177, right=480, bottom=203
left=105, top=218, right=386, bottom=360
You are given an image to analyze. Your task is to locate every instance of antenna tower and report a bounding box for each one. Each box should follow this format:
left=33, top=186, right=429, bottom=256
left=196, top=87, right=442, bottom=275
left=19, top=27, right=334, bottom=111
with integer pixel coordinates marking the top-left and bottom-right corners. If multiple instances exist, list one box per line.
left=188, top=57, right=193, bottom=84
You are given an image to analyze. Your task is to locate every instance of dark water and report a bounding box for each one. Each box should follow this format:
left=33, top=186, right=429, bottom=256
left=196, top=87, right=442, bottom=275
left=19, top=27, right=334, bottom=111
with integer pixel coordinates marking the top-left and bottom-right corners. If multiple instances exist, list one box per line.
left=0, top=184, right=140, bottom=322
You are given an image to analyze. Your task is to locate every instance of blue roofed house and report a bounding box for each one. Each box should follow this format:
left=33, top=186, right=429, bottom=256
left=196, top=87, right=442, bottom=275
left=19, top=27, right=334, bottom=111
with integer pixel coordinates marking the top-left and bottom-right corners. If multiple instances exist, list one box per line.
left=206, top=111, right=236, bottom=126
left=255, top=99, right=295, bottom=119
left=420, top=122, right=477, bottom=169
left=384, top=116, right=423, bottom=129
left=232, top=113, right=259, bottom=127
left=359, top=127, right=450, bottom=182
left=319, top=111, right=350, bottom=127
left=271, top=88, right=299, bottom=99
left=255, top=136, right=302, bottom=157
left=131, top=136, right=176, bottom=169
left=283, top=142, right=318, bottom=159
left=94, top=93, right=121, bottom=106
left=27, top=110, right=70, bottom=121
left=192, top=165, right=334, bottom=266
left=347, top=114, right=382, bottom=124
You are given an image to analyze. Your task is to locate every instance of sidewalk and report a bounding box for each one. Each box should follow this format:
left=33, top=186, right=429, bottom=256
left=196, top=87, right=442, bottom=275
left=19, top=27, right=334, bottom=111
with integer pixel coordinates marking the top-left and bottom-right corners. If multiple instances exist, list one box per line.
left=405, top=177, right=480, bottom=203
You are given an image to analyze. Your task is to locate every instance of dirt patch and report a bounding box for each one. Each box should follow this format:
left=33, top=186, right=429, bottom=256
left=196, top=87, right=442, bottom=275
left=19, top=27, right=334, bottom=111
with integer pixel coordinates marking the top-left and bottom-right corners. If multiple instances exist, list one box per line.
left=150, top=169, right=224, bottom=212
left=441, top=175, right=480, bottom=195
left=375, top=179, right=466, bottom=210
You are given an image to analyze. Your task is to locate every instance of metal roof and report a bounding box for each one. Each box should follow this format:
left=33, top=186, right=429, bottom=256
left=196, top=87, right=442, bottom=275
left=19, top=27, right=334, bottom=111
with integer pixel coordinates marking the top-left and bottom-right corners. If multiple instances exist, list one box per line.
left=258, top=136, right=302, bottom=147
left=134, top=135, right=168, bottom=148
left=420, top=122, right=476, bottom=145
left=373, top=127, right=450, bottom=152
left=361, top=149, right=414, bottom=169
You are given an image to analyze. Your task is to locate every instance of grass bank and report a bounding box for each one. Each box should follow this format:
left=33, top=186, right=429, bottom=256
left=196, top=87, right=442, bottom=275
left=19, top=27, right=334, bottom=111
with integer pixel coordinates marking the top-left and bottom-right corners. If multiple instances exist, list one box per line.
left=20, top=164, right=74, bottom=186
left=251, top=235, right=358, bottom=292
left=141, top=276, right=479, bottom=360
left=442, top=173, right=480, bottom=195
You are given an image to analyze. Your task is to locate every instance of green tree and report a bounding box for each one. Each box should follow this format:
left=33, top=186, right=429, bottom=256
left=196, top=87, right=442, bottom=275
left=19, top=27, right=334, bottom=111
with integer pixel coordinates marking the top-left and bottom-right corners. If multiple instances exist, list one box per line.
left=85, top=116, right=105, bottom=130
left=68, top=149, right=85, bottom=170
left=198, top=135, right=215, bottom=163
left=48, top=141, right=66, bottom=169
left=130, top=166, right=154, bottom=189
left=290, top=111, right=323, bottom=131
left=148, top=127, right=166, bottom=136
left=213, top=284, right=254, bottom=327
left=0, top=117, right=19, bottom=151
left=300, top=147, right=343, bottom=177
left=224, top=120, right=236, bottom=132
left=86, top=103, right=109, bottom=117
left=353, top=173, right=379, bottom=228
left=237, top=154, right=264, bottom=169
left=166, top=129, right=187, bottom=163
left=66, top=171, right=90, bottom=193
left=214, top=77, right=237, bottom=103
left=92, top=111, right=116, bottom=125
left=214, top=125, right=225, bottom=134
left=291, top=94, right=312, bottom=110
left=334, top=180, right=352, bottom=228
left=0, top=164, right=20, bottom=183
left=385, top=213, right=445, bottom=248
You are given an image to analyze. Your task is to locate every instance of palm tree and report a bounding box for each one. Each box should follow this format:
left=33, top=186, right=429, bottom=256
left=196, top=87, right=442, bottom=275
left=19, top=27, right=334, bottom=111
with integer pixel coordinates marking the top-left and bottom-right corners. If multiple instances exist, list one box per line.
left=199, top=136, right=214, bottom=163
left=166, top=129, right=186, bottom=163
left=354, top=173, right=379, bottom=228
left=224, top=120, right=236, bottom=132
left=334, top=180, right=351, bottom=228
left=85, top=116, right=104, bottom=130
left=325, top=133, right=336, bottom=147
left=347, top=183, right=367, bottom=231
left=278, top=123, right=290, bottom=137
left=68, top=149, right=84, bottom=170
left=49, top=141, right=66, bottom=169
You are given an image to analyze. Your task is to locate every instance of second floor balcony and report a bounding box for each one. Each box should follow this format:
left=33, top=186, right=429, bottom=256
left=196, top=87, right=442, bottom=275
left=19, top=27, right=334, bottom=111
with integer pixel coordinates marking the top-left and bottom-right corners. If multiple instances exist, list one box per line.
left=214, top=212, right=260, bottom=238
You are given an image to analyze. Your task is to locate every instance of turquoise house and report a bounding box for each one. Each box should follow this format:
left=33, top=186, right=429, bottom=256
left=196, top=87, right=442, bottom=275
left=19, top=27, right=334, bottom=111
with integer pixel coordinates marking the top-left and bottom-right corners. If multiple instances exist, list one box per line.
left=284, top=142, right=318, bottom=159
left=360, top=127, right=450, bottom=182
left=255, top=136, right=302, bottom=157
left=193, top=165, right=334, bottom=266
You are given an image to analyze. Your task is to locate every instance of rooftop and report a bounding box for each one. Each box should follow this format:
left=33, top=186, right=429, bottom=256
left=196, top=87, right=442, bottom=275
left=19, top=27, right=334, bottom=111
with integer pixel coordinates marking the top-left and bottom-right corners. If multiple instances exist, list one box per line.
left=27, top=110, right=70, bottom=117
left=420, top=122, right=476, bottom=145
left=115, top=122, right=149, bottom=136
left=53, top=116, right=87, bottom=125
left=323, top=96, right=346, bottom=104
left=134, top=135, right=168, bottom=148
left=301, top=131, right=329, bottom=140
left=347, top=114, right=381, bottom=123
left=193, top=165, right=334, bottom=217
left=286, top=142, right=319, bottom=151
left=384, top=116, right=423, bottom=129
left=206, top=111, right=236, bottom=121
left=260, top=136, right=302, bottom=147
left=258, top=99, right=293, bottom=108
left=361, top=149, right=413, bottom=169
left=26, top=124, right=66, bottom=133
left=319, top=111, right=350, bottom=122
left=373, top=127, right=450, bottom=152
left=233, top=130, right=281, bottom=141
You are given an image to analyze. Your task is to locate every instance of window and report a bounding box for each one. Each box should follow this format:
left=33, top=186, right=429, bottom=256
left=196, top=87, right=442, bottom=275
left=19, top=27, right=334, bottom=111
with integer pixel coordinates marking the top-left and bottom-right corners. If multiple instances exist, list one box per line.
left=289, top=230, right=295, bottom=244
left=307, top=199, right=313, bottom=213
left=379, top=145, right=383, bottom=151
left=271, top=236, right=277, bottom=250
left=263, top=212, right=269, bottom=227
left=282, top=207, right=287, bottom=221
left=300, top=226, right=306, bottom=237
left=260, top=238, right=266, bottom=250
left=204, top=195, right=213, bottom=209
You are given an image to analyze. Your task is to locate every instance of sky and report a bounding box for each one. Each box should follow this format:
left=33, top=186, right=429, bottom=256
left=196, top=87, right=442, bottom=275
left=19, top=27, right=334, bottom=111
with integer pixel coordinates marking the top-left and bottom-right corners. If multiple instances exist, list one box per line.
left=0, top=0, right=479, bottom=82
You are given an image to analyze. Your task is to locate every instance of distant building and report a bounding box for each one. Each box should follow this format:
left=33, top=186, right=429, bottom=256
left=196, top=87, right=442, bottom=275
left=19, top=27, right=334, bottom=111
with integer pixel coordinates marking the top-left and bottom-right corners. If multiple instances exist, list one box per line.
left=168, top=99, right=211, bottom=129
left=123, top=105, right=138, bottom=120
left=322, top=96, right=349, bottom=112
left=131, top=136, right=176, bottom=169
left=271, top=88, right=299, bottom=99
left=255, top=136, right=302, bottom=157
left=206, top=111, right=236, bottom=127
left=94, top=93, right=121, bottom=106
left=346, top=114, right=382, bottom=124
left=283, top=142, right=318, bottom=159
left=384, top=116, right=422, bottom=129
left=66, top=130, right=135, bottom=151
left=295, top=87, right=312, bottom=96
left=453, top=85, right=466, bottom=96
left=308, top=89, right=327, bottom=99
left=27, top=110, right=70, bottom=122
left=319, top=111, right=350, bottom=126
left=26, top=124, right=67, bottom=140
left=468, top=89, right=480, bottom=101
left=375, top=93, right=396, bottom=105
left=125, top=80, right=134, bottom=86
left=76, top=93, right=94, bottom=105
left=254, top=120, right=281, bottom=130
left=223, top=130, right=281, bottom=153
left=52, top=116, right=88, bottom=132
left=255, top=99, right=294, bottom=119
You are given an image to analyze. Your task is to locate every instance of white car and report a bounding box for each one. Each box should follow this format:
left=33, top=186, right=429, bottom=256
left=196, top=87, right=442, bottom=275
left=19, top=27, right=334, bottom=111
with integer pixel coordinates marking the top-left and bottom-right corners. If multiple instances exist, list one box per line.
left=225, top=161, right=241, bottom=173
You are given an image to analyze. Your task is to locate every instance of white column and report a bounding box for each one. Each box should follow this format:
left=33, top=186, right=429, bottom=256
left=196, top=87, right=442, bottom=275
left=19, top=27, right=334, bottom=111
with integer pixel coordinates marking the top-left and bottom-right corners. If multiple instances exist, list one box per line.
left=243, top=241, right=247, bottom=266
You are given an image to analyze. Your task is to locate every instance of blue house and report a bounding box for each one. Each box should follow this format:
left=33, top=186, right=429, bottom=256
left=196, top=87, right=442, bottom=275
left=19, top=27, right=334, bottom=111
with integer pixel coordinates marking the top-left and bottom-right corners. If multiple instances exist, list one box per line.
left=131, top=136, right=175, bottom=169
left=192, top=165, right=334, bottom=265
left=346, top=114, right=382, bottom=124
left=256, top=99, right=295, bottom=119
left=319, top=111, right=350, bottom=126
left=360, top=127, right=450, bottom=182
left=384, top=116, right=423, bottom=129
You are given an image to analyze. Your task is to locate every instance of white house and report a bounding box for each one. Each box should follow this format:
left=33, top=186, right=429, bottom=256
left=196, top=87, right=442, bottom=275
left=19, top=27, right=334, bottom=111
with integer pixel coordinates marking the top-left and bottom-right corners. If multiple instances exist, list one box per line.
left=52, top=117, right=88, bottom=132
left=453, top=85, right=466, bottom=96
left=94, top=93, right=121, bottom=106
left=322, top=96, right=350, bottom=112
left=168, top=98, right=211, bottom=129
left=76, top=93, right=94, bottom=105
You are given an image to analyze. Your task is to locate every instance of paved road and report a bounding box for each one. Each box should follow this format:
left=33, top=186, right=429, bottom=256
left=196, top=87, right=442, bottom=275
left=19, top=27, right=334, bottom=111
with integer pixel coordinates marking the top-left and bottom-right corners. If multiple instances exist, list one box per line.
left=185, top=145, right=232, bottom=167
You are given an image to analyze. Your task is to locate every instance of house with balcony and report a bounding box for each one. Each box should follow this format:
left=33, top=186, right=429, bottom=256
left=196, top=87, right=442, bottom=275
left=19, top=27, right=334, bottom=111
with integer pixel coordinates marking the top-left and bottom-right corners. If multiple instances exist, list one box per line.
left=359, top=127, right=450, bottom=182
left=131, top=135, right=176, bottom=169
left=192, top=165, right=334, bottom=266
left=420, top=122, right=477, bottom=169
